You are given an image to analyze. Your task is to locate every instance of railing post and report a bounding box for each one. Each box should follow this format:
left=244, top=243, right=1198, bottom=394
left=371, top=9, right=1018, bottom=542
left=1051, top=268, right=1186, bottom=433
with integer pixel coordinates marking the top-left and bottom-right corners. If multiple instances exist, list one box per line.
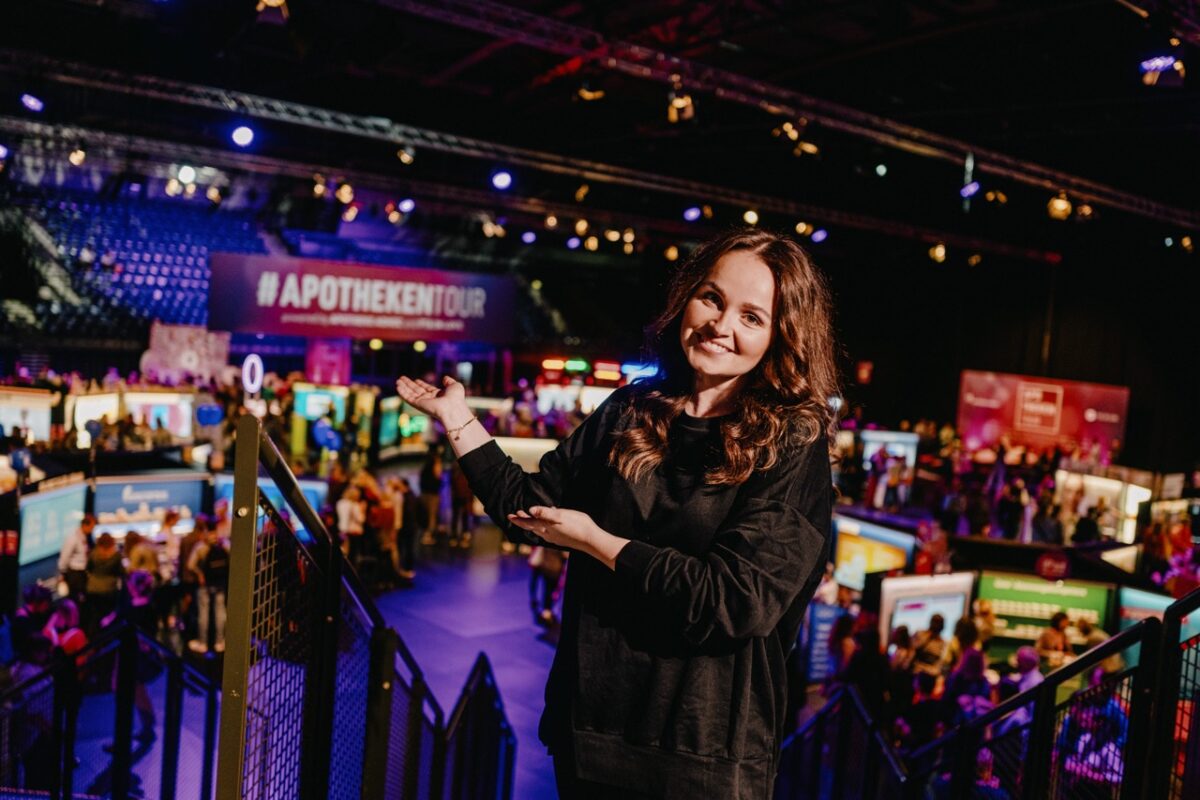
left=299, top=536, right=340, bottom=800
left=361, top=627, right=399, bottom=799
left=110, top=624, right=138, bottom=800
left=214, top=413, right=262, bottom=800
left=159, top=657, right=183, bottom=800
left=1122, top=617, right=1161, bottom=800
left=1022, top=678, right=1059, bottom=799
left=202, top=672, right=220, bottom=800
left=407, top=675, right=432, bottom=799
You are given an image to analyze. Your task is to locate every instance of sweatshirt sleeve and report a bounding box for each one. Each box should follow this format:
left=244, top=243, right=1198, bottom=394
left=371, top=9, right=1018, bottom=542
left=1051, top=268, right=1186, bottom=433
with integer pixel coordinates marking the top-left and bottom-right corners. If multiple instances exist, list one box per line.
left=614, top=439, right=832, bottom=646
left=458, top=389, right=627, bottom=545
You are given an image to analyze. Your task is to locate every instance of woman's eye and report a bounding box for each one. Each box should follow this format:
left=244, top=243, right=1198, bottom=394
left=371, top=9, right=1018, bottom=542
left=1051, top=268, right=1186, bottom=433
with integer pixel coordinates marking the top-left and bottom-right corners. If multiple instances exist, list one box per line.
left=701, top=291, right=720, bottom=304
left=744, top=314, right=761, bottom=326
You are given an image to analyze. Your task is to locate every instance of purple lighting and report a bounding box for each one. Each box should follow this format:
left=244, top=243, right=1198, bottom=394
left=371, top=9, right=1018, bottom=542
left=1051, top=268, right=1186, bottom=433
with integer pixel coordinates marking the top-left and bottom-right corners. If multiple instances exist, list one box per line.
left=960, top=181, right=981, bottom=199
left=0, top=144, right=8, bottom=160
left=20, top=94, right=44, bottom=113
left=398, top=198, right=415, bottom=213
left=566, top=237, right=581, bottom=250
left=683, top=206, right=702, bottom=222
left=491, top=170, right=513, bottom=190
left=231, top=126, right=255, bottom=147
left=810, top=229, right=828, bottom=243
left=521, top=231, right=537, bottom=244
left=1141, top=55, right=1177, bottom=73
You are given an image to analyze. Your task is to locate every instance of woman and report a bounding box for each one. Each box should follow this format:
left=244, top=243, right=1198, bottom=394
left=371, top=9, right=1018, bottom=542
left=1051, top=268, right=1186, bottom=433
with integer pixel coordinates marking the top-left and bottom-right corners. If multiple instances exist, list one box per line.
left=397, top=229, right=838, bottom=798
left=85, top=533, right=124, bottom=636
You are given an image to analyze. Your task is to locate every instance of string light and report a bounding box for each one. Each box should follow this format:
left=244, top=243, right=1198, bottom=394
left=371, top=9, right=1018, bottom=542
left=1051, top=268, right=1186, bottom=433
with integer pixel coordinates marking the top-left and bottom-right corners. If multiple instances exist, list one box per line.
left=544, top=214, right=558, bottom=229
left=929, top=243, right=947, bottom=263
left=664, top=245, right=679, bottom=261
left=584, top=235, right=599, bottom=251
left=68, top=148, right=86, bottom=166
left=574, top=219, right=589, bottom=236
left=1047, top=192, right=1072, bottom=220
left=743, top=209, right=759, bottom=225
left=604, top=229, right=621, bottom=243
left=396, top=146, right=415, bottom=165
left=575, top=184, right=590, bottom=202
left=335, top=182, right=354, bottom=204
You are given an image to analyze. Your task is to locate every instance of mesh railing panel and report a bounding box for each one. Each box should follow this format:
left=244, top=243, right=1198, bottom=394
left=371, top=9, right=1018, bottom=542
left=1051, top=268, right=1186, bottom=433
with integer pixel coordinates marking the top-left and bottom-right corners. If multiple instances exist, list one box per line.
left=987, top=719, right=1030, bottom=797
left=327, top=583, right=373, bottom=800
left=238, top=498, right=322, bottom=800
left=0, top=671, right=56, bottom=792
left=1167, top=630, right=1200, bottom=800
left=841, top=705, right=868, bottom=798
left=180, top=671, right=217, bottom=800
left=383, top=669, right=414, bottom=799
left=1048, top=669, right=1134, bottom=800
left=418, top=710, right=438, bottom=799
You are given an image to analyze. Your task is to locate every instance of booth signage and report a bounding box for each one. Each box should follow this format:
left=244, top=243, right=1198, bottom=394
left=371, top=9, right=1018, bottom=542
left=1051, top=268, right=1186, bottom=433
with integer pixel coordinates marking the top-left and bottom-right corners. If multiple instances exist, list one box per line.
left=94, top=477, right=205, bottom=520
left=209, top=253, right=516, bottom=344
left=1035, top=551, right=1071, bottom=581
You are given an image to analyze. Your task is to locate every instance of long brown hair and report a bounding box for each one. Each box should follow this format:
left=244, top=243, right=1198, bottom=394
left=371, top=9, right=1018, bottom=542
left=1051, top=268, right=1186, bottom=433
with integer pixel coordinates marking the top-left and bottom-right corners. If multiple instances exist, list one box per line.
left=609, top=228, right=840, bottom=485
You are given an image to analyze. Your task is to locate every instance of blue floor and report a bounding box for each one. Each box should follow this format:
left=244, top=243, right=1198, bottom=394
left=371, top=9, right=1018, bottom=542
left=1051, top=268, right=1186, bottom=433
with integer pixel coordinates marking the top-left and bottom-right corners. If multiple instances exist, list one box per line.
left=375, top=524, right=559, bottom=800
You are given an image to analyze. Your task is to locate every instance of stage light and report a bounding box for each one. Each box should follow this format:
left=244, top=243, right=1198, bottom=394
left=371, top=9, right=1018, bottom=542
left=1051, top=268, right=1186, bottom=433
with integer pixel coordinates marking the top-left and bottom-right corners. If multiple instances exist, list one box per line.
left=521, top=231, right=537, bottom=244
left=811, top=229, right=828, bottom=243
left=584, top=235, right=599, bottom=251
left=565, top=359, right=589, bottom=372
left=368, top=338, right=383, bottom=351
left=1047, top=192, right=1072, bottom=220
left=575, top=184, right=589, bottom=202
left=342, top=205, right=359, bottom=222
left=604, top=229, right=620, bottom=243
left=68, top=148, right=86, bottom=166
left=574, top=219, right=589, bottom=236
left=875, top=164, right=888, bottom=177
left=491, top=170, right=513, bottom=190
left=667, top=89, right=694, bottom=123
left=398, top=198, right=415, bottom=213
left=623, top=242, right=634, bottom=255
left=413, top=340, right=427, bottom=353
left=482, top=221, right=496, bottom=238
left=577, top=83, right=606, bottom=101
left=967, top=254, right=983, bottom=267
left=542, top=359, right=566, bottom=371
left=313, top=182, right=326, bottom=197
left=231, top=126, right=255, bottom=147
left=984, top=190, right=1008, bottom=205
left=1075, top=203, right=1094, bottom=220
left=567, top=237, right=581, bottom=250
left=184, top=183, right=197, bottom=198
left=20, top=94, right=44, bottom=113
left=1181, top=236, right=1194, bottom=253
left=206, top=186, right=222, bottom=203
left=743, top=209, right=759, bottom=225
left=544, top=214, right=558, bottom=229
left=396, top=146, right=415, bottom=165
left=165, top=178, right=182, bottom=197
left=795, top=221, right=810, bottom=236
left=793, top=141, right=819, bottom=156
left=683, top=206, right=702, bottom=222
left=702, top=205, right=714, bottom=219
left=0, top=143, right=8, bottom=160
left=929, top=243, right=947, bottom=263
left=335, top=182, right=354, bottom=204
left=623, top=228, right=635, bottom=243
left=1165, top=237, right=1174, bottom=247
left=388, top=210, right=402, bottom=223
left=177, top=165, right=197, bottom=184
left=960, top=181, right=980, bottom=199
left=664, top=245, right=679, bottom=261
left=531, top=279, right=543, bottom=291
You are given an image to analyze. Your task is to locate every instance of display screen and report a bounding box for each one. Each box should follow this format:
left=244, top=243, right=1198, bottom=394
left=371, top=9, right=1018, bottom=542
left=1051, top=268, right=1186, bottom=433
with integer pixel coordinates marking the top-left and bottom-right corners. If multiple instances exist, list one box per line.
left=859, top=430, right=919, bottom=470
left=292, top=383, right=348, bottom=423
left=977, top=571, right=1113, bottom=645
left=879, top=572, right=977, bottom=642
left=1055, top=469, right=1152, bottom=543
left=94, top=475, right=205, bottom=536
left=72, top=393, right=120, bottom=447
left=213, top=474, right=329, bottom=539
left=123, top=392, right=195, bottom=439
left=832, top=513, right=915, bottom=574
left=378, top=396, right=401, bottom=448
left=0, top=388, right=53, bottom=442
left=19, top=483, right=88, bottom=565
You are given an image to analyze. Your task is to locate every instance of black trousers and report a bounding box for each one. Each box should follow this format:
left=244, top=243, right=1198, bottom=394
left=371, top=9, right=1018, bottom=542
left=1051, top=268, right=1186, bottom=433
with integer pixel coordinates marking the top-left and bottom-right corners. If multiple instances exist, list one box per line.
left=553, top=746, right=658, bottom=799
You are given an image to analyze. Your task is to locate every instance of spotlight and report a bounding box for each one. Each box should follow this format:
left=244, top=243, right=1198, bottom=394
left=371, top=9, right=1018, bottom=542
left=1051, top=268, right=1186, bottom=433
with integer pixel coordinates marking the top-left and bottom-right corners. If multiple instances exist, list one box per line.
left=984, top=190, right=1008, bottom=205
left=313, top=182, right=326, bottom=198
left=491, top=170, right=513, bottom=190
left=702, top=205, right=713, bottom=219
left=256, top=0, right=289, bottom=18
left=398, top=198, right=415, bottom=213
left=622, top=228, right=635, bottom=243
left=967, top=254, right=984, bottom=267
left=231, top=126, right=255, bottom=147
left=521, top=231, right=537, bottom=244
left=1047, top=192, right=1072, bottom=220
left=165, top=178, right=182, bottom=197
left=960, top=181, right=981, bottom=199
left=929, top=243, right=947, bottom=263
left=413, top=340, right=427, bottom=353
left=545, top=214, right=558, bottom=229
left=811, top=229, right=828, bottom=243
left=793, top=141, right=819, bottom=157
left=1181, top=236, right=1194, bottom=253
left=795, top=222, right=810, bottom=236
left=577, top=83, right=606, bottom=101
left=683, top=206, right=702, bottom=222
left=574, top=219, right=589, bottom=236
left=184, top=183, right=197, bottom=199
left=743, top=209, right=759, bottom=225
left=335, top=182, right=354, bottom=204
left=342, top=205, right=359, bottom=222
left=667, top=89, right=695, bottom=123
left=396, top=146, right=415, bottom=165
left=1165, top=237, right=1174, bottom=247
left=177, top=165, right=197, bottom=184
left=206, top=186, right=222, bottom=203
left=368, top=338, right=383, bottom=351
left=388, top=210, right=402, bottom=223
left=574, top=184, right=589, bottom=202
left=482, top=221, right=497, bottom=238
left=584, top=235, right=599, bottom=251
left=531, top=279, right=543, bottom=290
left=875, top=164, right=888, bottom=177
left=68, top=148, right=86, bottom=166
left=1075, top=203, right=1094, bottom=220
left=604, top=229, right=620, bottom=243
left=0, top=143, right=8, bottom=160
left=623, top=242, right=634, bottom=255
left=20, top=94, right=44, bottom=113
left=566, top=237, right=581, bottom=250
left=664, top=245, right=679, bottom=261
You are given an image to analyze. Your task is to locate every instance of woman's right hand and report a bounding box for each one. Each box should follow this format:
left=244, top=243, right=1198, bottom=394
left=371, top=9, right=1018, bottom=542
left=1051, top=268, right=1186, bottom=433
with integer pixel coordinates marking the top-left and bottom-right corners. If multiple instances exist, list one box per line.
left=396, top=375, right=469, bottom=425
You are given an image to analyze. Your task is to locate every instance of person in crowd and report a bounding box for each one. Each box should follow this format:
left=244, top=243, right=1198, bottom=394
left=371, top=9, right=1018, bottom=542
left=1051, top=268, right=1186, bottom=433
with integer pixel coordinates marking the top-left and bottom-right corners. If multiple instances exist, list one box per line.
left=943, top=617, right=980, bottom=674
left=395, top=478, right=420, bottom=581
left=176, top=515, right=208, bottom=637
left=992, top=677, right=1031, bottom=740
left=42, top=599, right=87, bottom=658
left=85, top=533, right=124, bottom=636
left=1036, top=611, right=1072, bottom=666
left=912, top=613, right=948, bottom=677
left=10, top=584, right=54, bottom=662
left=336, top=486, right=366, bottom=561
left=995, top=477, right=1027, bottom=540
left=1071, top=506, right=1102, bottom=545
left=1015, top=646, right=1045, bottom=693
left=58, top=513, right=95, bottom=603
left=836, top=615, right=888, bottom=716
left=397, top=228, right=838, bottom=796
left=1076, top=618, right=1123, bottom=674
left=887, top=625, right=917, bottom=717
left=898, top=671, right=948, bottom=752
left=1030, top=495, right=1064, bottom=545
left=827, top=613, right=857, bottom=687
left=449, top=458, right=476, bottom=549
left=528, top=543, right=567, bottom=626
left=124, top=530, right=159, bottom=581
left=418, top=446, right=444, bottom=546
left=973, top=599, right=997, bottom=652
left=378, top=477, right=404, bottom=582
left=186, top=525, right=229, bottom=653
left=1056, top=668, right=1129, bottom=791
left=972, top=748, right=1010, bottom=799
left=943, top=648, right=993, bottom=725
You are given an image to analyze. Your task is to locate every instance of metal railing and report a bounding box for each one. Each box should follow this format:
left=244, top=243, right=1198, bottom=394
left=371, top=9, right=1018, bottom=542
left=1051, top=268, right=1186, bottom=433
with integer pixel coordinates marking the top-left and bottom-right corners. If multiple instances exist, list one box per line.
left=1152, top=584, right=1200, bottom=800
left=216, top=414, right=515, bottom=800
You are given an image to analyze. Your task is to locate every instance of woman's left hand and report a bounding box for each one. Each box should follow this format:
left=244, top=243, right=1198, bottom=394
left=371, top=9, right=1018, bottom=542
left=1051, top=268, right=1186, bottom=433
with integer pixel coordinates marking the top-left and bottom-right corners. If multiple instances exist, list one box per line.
left=507, top=506, right=600, bottom=550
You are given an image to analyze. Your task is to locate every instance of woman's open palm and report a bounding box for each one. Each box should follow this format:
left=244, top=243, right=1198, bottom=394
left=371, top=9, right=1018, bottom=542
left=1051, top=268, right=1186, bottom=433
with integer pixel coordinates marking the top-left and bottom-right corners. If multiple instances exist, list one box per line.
left=395, top=375, right=466, bottom=422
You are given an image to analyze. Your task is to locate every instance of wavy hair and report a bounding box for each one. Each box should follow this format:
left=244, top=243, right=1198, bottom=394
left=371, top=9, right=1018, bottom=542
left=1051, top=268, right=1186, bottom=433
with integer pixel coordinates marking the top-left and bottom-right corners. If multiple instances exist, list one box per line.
left=609, top=228, right=840, bottom=485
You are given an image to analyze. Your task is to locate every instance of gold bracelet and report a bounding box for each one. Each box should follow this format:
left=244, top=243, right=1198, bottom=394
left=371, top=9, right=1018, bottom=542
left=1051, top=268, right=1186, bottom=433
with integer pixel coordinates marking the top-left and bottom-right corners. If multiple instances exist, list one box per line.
left=445, top=416, right=478, bottom=441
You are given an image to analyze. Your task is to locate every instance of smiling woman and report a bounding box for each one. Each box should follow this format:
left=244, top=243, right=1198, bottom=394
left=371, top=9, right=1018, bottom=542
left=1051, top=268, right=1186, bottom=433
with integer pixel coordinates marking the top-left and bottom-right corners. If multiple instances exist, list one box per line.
left=396, top=227, right=841, bottom=799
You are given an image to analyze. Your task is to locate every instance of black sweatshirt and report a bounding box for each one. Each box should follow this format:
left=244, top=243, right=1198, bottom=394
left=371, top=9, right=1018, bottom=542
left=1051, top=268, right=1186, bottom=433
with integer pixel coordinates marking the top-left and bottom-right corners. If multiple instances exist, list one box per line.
left=458, top=385, right=832, bottom=799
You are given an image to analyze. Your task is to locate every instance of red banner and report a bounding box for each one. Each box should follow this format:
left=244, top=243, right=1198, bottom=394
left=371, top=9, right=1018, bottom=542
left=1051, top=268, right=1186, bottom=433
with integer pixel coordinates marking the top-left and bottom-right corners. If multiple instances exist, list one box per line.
left=957, top=370, right=1129, bottom=458
left=209, top=253, right=516, bottom=343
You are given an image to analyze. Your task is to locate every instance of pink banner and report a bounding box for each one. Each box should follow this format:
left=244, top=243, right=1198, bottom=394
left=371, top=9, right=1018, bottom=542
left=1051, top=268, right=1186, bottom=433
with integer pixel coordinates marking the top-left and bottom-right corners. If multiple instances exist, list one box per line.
left=209, top=253, right=516, bottom=343
left=306, top=338, right=352, bottom=385
left=957, top=370, right=1130, bottom=457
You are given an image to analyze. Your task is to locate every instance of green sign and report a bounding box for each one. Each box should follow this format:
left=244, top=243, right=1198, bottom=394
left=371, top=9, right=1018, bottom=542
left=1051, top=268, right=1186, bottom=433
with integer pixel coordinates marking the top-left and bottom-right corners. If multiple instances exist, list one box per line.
left=978, top=571, right=1113, bottom=639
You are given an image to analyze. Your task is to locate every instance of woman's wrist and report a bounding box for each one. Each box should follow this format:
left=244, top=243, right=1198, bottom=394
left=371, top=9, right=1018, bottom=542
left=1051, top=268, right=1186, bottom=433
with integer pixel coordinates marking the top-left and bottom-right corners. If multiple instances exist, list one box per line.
left=438, top=405, right=474, bottom=429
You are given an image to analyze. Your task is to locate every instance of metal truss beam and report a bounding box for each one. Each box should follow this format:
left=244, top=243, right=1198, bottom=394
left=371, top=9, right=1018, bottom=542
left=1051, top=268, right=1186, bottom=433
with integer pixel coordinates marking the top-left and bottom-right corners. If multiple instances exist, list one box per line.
left=373, top=0, right=1200, bottom=231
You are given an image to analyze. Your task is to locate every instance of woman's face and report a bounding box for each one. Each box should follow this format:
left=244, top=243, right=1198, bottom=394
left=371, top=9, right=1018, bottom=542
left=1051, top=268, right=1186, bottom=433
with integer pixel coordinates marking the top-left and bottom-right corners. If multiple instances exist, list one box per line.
left=678, top=251, right=777, bottom=390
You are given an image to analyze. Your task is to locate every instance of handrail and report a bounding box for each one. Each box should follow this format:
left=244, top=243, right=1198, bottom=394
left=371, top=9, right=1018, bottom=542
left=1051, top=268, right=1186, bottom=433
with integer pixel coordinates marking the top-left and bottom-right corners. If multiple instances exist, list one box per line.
left=444, top=653, right=507, bottom=738
left=790, top=686, right=846, bottom=741
left=1163, top=582, right=1200, bottom=624
left=845, top=685, right=909, bottom=781
left=909, top=617, right=1159, bottom=761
